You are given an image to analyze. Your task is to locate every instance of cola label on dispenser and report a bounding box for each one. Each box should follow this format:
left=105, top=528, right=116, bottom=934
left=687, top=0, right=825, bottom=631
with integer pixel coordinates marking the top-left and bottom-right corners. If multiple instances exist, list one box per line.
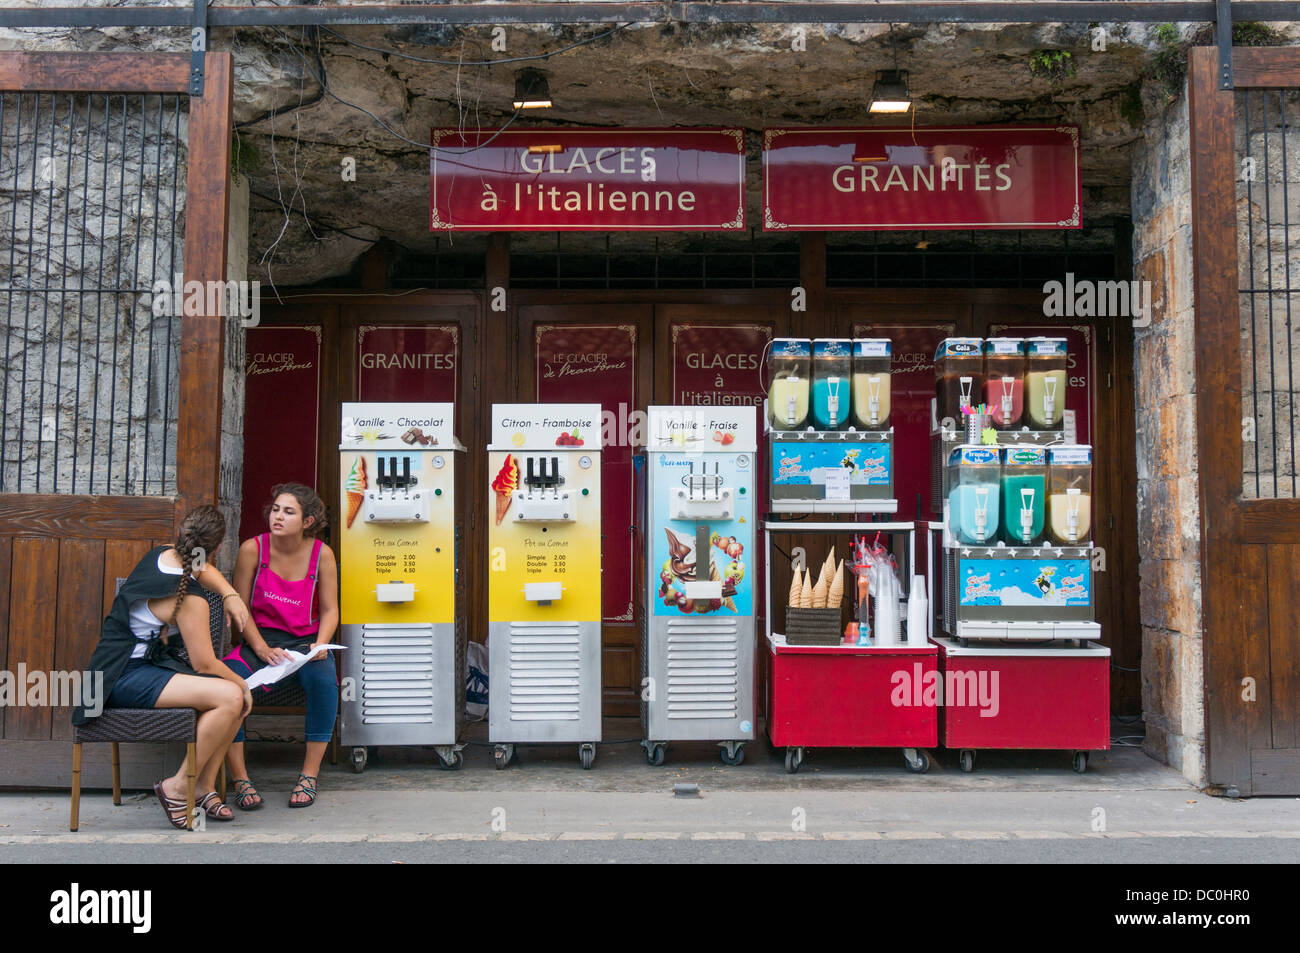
left=936, top=338, right=982, bottom=358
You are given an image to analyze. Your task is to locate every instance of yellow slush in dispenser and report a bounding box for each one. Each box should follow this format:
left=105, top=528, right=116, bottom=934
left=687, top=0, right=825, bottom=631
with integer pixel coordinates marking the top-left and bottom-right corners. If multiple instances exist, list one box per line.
left=487, top=403, right=603, bottom=769
left=337, top=403, right=465, bottom=773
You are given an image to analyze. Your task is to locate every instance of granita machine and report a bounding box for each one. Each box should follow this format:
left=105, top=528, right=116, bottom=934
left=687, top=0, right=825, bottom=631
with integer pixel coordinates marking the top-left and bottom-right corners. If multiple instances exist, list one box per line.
left=768, top=337, right=895, bottom=514
left=637, top=406, right=757, bottom=766
left=337, top=402, right=465, bottom=773
left=928, top=337, right=1108, bottom=772
left=486, top=403, right=603, bottom=769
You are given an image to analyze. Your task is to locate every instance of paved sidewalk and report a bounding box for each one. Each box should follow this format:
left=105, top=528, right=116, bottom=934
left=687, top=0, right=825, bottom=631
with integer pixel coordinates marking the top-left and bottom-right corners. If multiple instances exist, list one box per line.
left=4, top=722, right=1295, bottom=847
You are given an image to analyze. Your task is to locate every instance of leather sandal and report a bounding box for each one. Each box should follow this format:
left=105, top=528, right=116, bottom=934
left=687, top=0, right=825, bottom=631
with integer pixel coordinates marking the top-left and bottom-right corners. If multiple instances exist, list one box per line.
left=288, top=774, right=317, bottom=808
left=232, top=779, right=263, bottom=811
left=197, top=791, right=234, bottom=821
left=153, top=780, right=191, bottom=831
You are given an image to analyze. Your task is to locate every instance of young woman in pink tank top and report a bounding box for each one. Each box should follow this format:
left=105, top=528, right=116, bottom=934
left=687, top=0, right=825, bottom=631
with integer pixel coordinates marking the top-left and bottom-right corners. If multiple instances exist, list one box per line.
left=221, top=483, right=339, bottom=809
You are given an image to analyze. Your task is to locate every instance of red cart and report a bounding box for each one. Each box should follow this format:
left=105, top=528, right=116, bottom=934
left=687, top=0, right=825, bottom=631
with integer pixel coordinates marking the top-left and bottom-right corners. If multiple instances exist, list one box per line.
left=934, top=635, right=1110, bottom=773
left=766, top=636, right=938, bottom=773
left=764, top=519, right=936, bottom=773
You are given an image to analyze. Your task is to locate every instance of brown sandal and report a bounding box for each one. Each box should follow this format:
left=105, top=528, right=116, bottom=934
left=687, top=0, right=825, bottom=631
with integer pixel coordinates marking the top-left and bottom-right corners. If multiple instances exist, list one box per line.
left=197, top=791, right=234, bottom=821
left=152, top=780, right=191, bottom=831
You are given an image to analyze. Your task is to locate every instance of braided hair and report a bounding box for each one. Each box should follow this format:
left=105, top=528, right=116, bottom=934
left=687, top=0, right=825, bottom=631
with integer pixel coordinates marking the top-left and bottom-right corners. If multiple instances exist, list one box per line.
left=264, top=482, right=328, bottom=538
left=166, top=504, right=228, bottom=635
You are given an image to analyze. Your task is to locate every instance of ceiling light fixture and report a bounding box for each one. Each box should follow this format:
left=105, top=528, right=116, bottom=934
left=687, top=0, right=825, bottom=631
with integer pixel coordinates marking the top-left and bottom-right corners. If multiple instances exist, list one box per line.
left=870, top=24, right=912, bottom=115
left=526, top=144, right=563, bottom=154
left=513, top=68, right=552, bottom=109
left=869, top=70, right=912, bottom=114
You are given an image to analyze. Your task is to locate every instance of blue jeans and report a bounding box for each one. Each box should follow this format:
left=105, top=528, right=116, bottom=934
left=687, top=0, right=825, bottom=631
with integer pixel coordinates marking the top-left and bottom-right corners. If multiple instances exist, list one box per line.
left=224, top=647, right=339, bottom=743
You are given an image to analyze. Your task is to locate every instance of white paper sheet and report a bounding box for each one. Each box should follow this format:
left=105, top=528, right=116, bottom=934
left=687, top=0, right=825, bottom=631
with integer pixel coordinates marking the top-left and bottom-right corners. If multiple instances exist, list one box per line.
left=244, top=644, right=345, bottom=690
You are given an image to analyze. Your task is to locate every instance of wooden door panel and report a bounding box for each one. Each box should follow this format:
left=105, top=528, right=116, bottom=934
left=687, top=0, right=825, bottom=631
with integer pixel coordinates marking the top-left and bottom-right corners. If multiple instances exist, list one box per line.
left=52, top=538, right=105, bottom=741
left=1266, top=544, right=1300, bottom=752
left=5, top=537, right=60, bottom=740
left=518, top=304, right=655, bottom=715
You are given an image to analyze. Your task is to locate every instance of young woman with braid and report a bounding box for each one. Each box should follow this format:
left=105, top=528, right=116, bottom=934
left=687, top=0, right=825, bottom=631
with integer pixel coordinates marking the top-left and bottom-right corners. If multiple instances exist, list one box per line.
left=73, top=505, right=254, bottom=829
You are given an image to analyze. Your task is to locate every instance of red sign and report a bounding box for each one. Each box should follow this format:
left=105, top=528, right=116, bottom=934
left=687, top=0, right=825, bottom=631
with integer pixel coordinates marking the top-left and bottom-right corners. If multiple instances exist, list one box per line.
left=535, top=324, right=638, bottom=622
left=671, top=323, right=771, bottom=407
left=356, top=325, right=458, bottom=403
left=764, top=126, right=1081, bottom=230
left=989, top=324, right=1094, bottom=446
left=240, top=326, right=321, bottom=540
left=432, top=128, right=746, bottom=231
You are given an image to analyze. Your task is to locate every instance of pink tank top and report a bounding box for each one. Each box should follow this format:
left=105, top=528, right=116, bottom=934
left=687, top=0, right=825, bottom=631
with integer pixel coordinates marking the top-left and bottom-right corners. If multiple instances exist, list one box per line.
left=249, top=534, right=322, bottom=638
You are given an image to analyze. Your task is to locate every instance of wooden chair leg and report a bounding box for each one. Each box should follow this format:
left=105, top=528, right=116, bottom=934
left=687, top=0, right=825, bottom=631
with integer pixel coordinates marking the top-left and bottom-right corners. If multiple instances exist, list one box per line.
left=111, top=742, right=121, bottom=806
left=185, top=742, right=196, bottom=831
left=70, top=743, right=82, bottom=832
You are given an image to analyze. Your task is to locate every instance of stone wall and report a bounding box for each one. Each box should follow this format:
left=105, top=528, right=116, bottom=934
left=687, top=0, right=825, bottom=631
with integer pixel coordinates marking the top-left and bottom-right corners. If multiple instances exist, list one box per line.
left=0, top=93, right=188, bottom=497
left=1130, top=84, right=1205, bottom=786
left=1236, top=95, right=1300, bottom=501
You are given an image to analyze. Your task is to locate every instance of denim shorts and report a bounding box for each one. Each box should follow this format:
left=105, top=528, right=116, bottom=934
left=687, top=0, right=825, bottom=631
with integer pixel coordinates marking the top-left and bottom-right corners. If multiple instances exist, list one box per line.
left=107, top=658, right=178, bottom=709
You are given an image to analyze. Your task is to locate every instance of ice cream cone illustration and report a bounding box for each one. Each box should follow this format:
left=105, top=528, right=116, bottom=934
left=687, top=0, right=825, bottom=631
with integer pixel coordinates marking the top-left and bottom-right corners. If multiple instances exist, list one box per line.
left=491, top=454, right=520, bottom=525
left=344, top=456, right=366, bottom=528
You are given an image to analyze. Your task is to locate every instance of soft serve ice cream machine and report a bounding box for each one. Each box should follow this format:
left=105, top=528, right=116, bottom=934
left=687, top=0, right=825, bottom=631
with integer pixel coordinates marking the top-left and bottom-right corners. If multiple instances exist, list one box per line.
left=487, top=403, right=602, bottom=770
left=639, top=407, right=756, bottom=767
left=338, top=403, right=465, bottom=773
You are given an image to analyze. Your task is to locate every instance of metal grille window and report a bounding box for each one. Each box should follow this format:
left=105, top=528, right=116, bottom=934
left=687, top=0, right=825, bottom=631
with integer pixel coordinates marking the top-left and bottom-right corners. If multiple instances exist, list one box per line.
left=1237, top=89, right=1299, bottom=500
left=827, top=223, right=1120, bottom=288
left=507, top=231, right=801, bottom=290
left=0, top=92, right=187, bottom=496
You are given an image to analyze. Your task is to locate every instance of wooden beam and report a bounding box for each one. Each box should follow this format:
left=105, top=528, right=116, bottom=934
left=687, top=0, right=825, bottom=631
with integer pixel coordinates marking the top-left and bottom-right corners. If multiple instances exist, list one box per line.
left=175, top=52, right=234, bottom=525
left=1233, top=47, right=1300, bottom=89
left=1188, top=45, right=1250, bottom=793
left=0, top=495, right=175, bottom=539
left=0, top=52, right=189, bottom=93
left=798, top=233, right=826, bottom=338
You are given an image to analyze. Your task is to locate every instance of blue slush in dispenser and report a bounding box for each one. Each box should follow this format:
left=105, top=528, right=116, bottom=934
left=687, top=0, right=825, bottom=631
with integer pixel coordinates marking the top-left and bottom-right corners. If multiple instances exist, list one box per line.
left=947, top=445, right=1001, bottom=545
left=810, top=338, right=852, bottom=429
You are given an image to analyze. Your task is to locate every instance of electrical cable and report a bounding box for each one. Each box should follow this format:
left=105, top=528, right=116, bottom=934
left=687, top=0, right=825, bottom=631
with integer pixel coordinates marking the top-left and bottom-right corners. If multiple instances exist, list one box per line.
left=247, top=185, right=375, bottom=242
left=248, top=25, right=523, bottom=153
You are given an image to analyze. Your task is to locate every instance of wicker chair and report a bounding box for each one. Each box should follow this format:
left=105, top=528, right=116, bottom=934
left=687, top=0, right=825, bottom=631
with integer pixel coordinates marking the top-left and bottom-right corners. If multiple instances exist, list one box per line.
left=69, top=587, right=229, bottom=832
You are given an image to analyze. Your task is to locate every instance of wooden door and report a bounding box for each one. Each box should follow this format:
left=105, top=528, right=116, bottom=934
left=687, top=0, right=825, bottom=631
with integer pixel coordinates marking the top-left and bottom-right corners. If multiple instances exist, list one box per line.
left=653, top=300, right=787, bottom=715
left=516, top=304, right=655, bottom=716
left=982, top=301, right=1141, bottom=717
left=0, top=53, right=233, bottom=787
left=1190, top=47, right=1300, bottom=794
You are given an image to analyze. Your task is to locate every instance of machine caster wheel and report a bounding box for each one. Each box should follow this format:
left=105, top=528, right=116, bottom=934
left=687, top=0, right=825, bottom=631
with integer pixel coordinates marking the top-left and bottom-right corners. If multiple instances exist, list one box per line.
left=579, top=743, right=596, bottom=770
left=493, top=745, right=513, bottom=770
left=720, top=743, right=745, bottom=766
left=1072, top=751, right=1089, bottom=773
left=439, top=750, right=464, bottom=771
left=903, top=748, right=931, bottom=773
left=959, top=749, right=976, bottom=773
left=350, top=747, right=368, bottom=774
left=644, top=742, right=666, bottom=767
left=784, top=747, right=805, bottom=774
